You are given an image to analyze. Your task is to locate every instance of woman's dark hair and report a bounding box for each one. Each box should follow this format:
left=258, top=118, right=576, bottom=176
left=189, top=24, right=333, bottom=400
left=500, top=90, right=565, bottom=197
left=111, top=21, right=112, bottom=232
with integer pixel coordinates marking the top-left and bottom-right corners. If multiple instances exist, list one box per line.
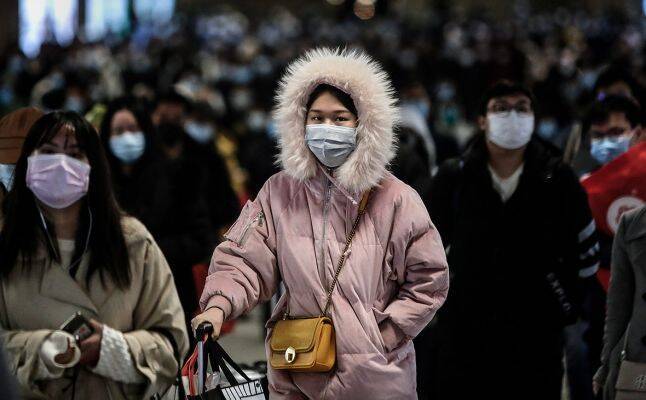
left=306, top=84, right=358, bottom=117
left=0, top=111, right=131, bottom=288
left=99, top=97, right=158, bottom=164
left=99, top=96, right=160, bottom=176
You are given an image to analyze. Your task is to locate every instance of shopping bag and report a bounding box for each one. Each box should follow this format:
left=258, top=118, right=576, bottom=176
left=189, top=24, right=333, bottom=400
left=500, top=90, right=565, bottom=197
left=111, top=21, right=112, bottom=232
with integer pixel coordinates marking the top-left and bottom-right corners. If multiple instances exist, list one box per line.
left=185, top=322, right=267, bottom=400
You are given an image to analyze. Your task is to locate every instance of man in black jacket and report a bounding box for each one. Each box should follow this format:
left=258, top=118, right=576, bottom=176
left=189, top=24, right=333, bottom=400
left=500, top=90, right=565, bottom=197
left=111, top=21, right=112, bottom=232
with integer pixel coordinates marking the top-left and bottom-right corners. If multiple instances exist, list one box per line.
left=420, top=81, right=600, bottom=399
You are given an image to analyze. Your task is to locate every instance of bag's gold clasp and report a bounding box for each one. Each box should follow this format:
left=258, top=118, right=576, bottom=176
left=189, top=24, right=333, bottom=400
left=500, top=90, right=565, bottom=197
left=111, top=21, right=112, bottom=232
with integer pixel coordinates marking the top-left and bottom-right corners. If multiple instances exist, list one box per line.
left=285, top=347, right=296, bottom=364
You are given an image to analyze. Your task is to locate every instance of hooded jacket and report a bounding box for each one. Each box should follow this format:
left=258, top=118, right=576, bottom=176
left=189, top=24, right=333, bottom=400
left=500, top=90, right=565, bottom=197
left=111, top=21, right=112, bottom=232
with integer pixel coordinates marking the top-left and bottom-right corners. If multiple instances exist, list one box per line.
left=200, top=48, right=449, bottom=399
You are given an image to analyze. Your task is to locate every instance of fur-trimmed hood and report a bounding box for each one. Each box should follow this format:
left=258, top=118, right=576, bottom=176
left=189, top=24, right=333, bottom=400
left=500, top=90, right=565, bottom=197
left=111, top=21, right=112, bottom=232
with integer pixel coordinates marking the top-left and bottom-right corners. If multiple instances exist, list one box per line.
left=273, top=48, right=399, bottom=194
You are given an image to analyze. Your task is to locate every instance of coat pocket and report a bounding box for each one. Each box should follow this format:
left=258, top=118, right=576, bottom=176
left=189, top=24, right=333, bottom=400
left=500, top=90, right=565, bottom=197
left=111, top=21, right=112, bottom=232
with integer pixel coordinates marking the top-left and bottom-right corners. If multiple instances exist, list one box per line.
left=371, top=307, right=388, bottom=353
left=223, top=200, right=265, bottom=248
left=373, top=307, right=408, bottom=354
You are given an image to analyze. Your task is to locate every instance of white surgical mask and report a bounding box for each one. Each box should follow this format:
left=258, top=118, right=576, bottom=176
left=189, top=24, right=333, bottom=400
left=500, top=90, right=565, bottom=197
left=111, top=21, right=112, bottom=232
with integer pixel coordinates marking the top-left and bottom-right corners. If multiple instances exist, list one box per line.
left=305, top=124, right=357, bottom=168
left=184, top=121, right=215, bottom=144
left=487, top=111, right=535, bottom=149
left=0, top=163, right=16, bottom=191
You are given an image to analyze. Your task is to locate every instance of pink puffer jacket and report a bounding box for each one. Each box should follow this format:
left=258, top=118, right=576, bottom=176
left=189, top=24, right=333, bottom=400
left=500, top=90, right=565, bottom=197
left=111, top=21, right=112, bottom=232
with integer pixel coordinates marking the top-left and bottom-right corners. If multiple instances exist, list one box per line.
left=200, top=48, right=449, bottom=399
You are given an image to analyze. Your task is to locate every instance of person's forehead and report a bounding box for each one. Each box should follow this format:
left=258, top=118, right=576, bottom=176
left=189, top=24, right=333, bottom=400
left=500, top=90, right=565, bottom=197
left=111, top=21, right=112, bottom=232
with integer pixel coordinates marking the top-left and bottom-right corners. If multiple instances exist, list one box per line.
left=606, top=111, right=632, bottom=126
left=112, top=109, right=136, bottom=122
left=47, top=125, right=78, bottom=145
left=589, top=120, right=608, bottom=129
left=157, top=101, right=184, bottom=111
left=309, top=92, right=350, bottom=110
left=489, top=93, right=531, bottom=104
left=605, top=81, right=632, bottom=93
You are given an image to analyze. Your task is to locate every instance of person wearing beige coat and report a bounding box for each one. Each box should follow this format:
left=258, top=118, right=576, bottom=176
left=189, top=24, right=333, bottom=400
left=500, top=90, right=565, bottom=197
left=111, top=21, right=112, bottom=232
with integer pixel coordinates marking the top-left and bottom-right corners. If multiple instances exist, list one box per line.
left=0, top=111, right=188, bottom=399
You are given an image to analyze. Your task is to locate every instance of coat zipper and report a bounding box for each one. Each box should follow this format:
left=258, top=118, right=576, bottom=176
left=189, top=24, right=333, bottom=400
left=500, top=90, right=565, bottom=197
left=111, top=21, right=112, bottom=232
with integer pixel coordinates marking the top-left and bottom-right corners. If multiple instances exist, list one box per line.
left=319, top=174, right=333, bottom=291
left=238, top=211, right=264, bottom=247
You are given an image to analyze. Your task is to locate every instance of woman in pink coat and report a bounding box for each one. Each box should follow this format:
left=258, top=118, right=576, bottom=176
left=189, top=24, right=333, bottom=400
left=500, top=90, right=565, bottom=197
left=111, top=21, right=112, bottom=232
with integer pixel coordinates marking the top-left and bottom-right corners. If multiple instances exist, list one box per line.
left=192, top=48, right=449, bottom=399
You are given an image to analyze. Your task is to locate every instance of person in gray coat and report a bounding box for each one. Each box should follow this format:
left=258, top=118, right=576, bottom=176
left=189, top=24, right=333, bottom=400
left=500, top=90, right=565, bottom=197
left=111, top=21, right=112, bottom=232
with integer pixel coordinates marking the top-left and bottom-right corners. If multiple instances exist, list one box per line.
left=594, top=206, right=646, bottom=399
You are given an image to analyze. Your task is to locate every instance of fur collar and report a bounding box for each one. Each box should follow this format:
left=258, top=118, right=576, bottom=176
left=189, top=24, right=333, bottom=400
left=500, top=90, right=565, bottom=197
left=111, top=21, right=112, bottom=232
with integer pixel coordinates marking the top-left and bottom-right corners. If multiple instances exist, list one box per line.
left=273, top=48, right=399, bottom=194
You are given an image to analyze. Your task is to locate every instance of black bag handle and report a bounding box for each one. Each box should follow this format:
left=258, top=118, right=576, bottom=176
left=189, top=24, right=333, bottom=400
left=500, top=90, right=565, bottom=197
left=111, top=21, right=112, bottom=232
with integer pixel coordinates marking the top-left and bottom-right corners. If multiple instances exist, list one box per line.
left=207, top=340, right=252, bottom=386
left=194, top=322, right=253, bottom=394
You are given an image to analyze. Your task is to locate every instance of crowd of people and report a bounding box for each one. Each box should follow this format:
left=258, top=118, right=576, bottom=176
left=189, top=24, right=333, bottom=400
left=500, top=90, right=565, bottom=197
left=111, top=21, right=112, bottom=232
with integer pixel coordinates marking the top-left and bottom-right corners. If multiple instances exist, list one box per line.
left=0, top=3, right=645, bottom=400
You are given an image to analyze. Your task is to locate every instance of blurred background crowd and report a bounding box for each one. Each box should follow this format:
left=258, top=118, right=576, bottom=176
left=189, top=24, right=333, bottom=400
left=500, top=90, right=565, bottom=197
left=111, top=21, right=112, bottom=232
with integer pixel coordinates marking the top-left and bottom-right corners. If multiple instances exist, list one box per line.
left=1, top=0, right=646, bottom=399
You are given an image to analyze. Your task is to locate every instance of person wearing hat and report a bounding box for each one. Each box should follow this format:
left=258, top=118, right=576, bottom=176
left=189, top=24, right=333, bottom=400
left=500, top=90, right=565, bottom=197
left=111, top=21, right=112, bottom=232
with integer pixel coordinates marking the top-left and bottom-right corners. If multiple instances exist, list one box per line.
left=0, top=107, right=44, bottom=210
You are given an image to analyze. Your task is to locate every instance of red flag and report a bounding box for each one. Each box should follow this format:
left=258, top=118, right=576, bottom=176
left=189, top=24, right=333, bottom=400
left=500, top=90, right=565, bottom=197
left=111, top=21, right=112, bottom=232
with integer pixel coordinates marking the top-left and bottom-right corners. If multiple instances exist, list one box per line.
left=582, top=142, right=646, bottom=236
left=582, top=142, right=646, bottom=290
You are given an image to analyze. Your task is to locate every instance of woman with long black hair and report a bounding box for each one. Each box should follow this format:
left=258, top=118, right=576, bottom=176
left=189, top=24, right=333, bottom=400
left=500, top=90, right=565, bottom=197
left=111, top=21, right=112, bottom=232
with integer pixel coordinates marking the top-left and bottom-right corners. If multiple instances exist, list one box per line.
left=0, top=111, right=187, bottom=399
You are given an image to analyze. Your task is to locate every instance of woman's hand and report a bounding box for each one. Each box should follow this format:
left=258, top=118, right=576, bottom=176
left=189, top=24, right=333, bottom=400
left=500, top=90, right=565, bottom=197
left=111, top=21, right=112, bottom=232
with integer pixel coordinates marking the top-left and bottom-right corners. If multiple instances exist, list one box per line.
left=53, top=337, right=77, bottom=365
left=191, top=307, right=224, bottom=340
left=79, top=319, right=104, bottom=367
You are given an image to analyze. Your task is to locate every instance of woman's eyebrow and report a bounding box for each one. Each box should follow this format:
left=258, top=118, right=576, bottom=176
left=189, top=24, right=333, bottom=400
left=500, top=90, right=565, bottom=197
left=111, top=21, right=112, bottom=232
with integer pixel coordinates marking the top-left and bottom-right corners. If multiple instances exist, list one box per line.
left=308, top=109, right=351, bottom=114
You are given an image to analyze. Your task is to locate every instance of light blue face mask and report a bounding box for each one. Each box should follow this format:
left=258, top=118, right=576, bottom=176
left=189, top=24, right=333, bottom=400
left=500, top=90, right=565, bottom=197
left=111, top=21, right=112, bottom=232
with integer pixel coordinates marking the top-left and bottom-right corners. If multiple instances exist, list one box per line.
left=404, top=100, right=431, bottom=120
left=537, top=118, right=559, bottom=140
left=305, top=124, right=357, bottom=168
left=184, top=121, right=215, bottom=144
left=590, top=135, right=632, bottom=165
left=109, top=131, right=146, bottom=165
left=0, top=163, right=15, bottom=191
left=64, top=96, right=85, bottom=114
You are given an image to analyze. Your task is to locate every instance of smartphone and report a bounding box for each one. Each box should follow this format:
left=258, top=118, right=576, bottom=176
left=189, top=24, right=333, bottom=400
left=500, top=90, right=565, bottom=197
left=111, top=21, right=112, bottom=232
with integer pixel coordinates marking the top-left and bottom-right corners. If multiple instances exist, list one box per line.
left=60, top=312, right=94, bottom=342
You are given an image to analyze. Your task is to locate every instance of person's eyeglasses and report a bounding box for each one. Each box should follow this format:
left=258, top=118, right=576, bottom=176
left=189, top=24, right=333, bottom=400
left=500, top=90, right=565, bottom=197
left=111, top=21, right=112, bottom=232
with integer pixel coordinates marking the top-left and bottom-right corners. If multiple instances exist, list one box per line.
left=488, top=103, right=533, bottom=116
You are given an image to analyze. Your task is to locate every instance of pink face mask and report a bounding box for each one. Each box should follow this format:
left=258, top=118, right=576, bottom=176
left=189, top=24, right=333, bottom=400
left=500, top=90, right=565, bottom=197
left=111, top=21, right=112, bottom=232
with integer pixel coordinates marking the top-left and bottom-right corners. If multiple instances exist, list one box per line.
left=26, top=154, right=91, bottom=209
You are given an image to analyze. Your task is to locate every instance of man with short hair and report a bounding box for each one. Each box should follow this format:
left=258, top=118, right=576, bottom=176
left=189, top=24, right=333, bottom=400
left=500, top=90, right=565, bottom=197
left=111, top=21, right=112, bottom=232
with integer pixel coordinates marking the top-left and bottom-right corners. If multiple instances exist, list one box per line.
left=584, top=95, right=645, bottom=169
left=423, top=81, right=600, bottom=399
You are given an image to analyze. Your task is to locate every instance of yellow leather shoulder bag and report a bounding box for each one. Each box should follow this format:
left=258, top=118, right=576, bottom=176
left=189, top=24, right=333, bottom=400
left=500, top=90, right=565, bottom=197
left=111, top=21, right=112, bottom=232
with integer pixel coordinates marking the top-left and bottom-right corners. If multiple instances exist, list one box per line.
left=269, top=191, right=371, bottom=372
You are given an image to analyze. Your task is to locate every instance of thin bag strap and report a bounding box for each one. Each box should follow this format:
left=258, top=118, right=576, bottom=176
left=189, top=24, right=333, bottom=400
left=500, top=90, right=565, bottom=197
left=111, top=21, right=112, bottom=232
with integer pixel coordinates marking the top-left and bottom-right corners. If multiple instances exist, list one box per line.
left=212, top=340, right=252, bottom=383
left=621, top=323, right=632, bottom=361
left=148, top=327, right=185, bottom=400
left=321, top=190, right=371, bottom=316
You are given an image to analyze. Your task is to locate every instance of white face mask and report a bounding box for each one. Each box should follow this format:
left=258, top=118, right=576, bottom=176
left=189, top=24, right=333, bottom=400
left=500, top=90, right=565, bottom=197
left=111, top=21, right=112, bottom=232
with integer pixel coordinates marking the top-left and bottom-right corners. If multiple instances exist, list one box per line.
left=184, top=121, right=215, bottom=144
left=0, top=164, right=15, bottom=191
left=487, top=111, right=535, bottom=149
left=305, top=124, right=357, bottom=168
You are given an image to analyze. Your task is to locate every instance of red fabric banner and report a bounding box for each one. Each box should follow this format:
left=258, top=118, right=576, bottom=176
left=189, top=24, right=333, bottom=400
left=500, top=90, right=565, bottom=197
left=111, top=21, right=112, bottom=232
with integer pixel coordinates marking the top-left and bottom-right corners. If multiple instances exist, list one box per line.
left=581, top=142, right=646, bottom=290
left=582, top=142, right=646, bottom=236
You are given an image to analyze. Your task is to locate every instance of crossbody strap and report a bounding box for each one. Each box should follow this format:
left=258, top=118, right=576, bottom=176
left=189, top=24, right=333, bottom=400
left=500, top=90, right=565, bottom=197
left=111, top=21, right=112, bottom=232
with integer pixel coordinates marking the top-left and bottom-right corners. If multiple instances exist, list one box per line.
left=321, top=190, right=372, bottom=316
left=621, top=322, right=633, bottom=361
